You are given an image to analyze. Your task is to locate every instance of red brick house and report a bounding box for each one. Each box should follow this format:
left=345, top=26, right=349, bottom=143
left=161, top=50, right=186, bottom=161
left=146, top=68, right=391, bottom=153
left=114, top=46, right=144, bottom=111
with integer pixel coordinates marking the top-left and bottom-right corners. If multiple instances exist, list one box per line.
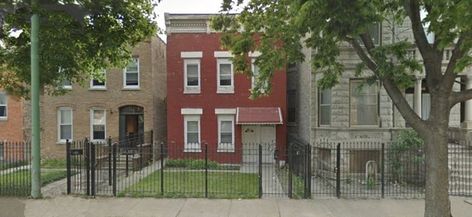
left=165, top=14, right=287, bottom=164
left=0, top=89, right=27, bottom=161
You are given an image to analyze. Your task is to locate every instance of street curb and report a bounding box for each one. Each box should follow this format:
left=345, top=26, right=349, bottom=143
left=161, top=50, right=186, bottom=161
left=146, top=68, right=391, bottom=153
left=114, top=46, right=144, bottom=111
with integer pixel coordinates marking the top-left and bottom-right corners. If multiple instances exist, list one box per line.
left=465, top=200, right=472, bottom=205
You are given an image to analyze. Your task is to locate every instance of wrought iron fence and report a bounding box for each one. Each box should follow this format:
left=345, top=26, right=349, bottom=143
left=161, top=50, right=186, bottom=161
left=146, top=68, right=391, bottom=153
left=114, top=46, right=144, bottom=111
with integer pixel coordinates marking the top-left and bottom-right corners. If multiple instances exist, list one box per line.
left=0, top=141, right=31, bottom=197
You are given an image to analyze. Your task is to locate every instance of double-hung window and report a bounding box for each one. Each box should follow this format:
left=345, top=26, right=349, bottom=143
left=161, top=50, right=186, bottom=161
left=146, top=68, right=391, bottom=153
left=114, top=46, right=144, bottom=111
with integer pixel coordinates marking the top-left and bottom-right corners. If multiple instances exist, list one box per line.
left=62, top=80, right=72, bottom=90
left=350, top=80, right=379, bottom=126
left=124, top=57, right=140, bottom=89
left=184, top=59, right=201, bottom=93
left=0, top=92, right=7, bottom=120
left=91, top=109, right=106, bottom=141
left=58, top=107, right=73, bottom=143
left=251, top=62, right=269, bottom=93
left=218, top=115, right=234, bottom=152
left=184, top=115, right=201, bottom=152
left=91, top=70, right=106, bottom=90
left=319, top=89, right=332, bottom=126
left=217, top=59, right=234, bottom=94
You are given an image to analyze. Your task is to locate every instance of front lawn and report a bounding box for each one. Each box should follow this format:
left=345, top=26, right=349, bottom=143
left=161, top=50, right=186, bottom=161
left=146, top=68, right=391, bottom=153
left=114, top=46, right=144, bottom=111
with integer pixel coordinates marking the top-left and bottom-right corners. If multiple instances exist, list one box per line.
left=0, top=169, right=68, bottom=196
left=120, top=170, right=259, bottom=199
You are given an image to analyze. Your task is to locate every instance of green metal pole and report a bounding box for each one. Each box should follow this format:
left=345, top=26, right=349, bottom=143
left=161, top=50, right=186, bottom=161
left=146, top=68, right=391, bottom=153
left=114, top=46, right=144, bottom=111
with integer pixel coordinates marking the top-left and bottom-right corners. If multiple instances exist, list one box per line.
left=31, top=0, right=41, bottom=199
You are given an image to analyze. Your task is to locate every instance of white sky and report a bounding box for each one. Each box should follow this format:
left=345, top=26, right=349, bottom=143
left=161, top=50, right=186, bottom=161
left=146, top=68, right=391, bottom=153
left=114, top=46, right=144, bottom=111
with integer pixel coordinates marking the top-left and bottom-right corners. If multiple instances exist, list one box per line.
left=155, top=0, right=225, bottom=40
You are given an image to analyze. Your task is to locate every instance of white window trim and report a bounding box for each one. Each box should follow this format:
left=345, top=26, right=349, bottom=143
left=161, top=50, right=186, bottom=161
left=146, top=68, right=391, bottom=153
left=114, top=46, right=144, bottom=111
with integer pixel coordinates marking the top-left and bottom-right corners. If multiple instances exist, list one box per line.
left=181, top=51, right=203, bottom=58
left=90, top=71, right=107, bottom=90
left=90, top=109, right=106, bottom=142
left=184, top=115, right=201, bottom=152
left=62, top=81, right=72, bottom=90
left=123, top=57, right=140, bottom=89
left=0, top=92, right=7, bottom=120
left=217, top=115, right=235, bottom=153
left=184, top=59, right=201, bottom=94
left=217, top=58, right=234, bottom=94
left=181, top=108, right=203, bottom=115
left=57, top=107, right=73, bottom=144
left=214, top=51, right=233, bottom=58
left=215, top=108, right=236, bottom=115
left=251, top=60, right=268, bottom=93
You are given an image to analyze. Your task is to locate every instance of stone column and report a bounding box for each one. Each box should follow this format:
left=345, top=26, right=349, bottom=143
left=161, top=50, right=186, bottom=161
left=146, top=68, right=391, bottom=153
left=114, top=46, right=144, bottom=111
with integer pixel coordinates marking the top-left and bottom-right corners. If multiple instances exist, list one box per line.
left=414, top=77, right=422, bottom=119
left=463, top=75, right=472, bottom=129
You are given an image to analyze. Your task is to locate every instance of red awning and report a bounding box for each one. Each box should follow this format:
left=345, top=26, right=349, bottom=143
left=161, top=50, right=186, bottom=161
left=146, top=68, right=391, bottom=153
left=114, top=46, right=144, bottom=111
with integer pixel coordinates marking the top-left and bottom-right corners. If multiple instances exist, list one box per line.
left=236, top=107, right=283, bottom=125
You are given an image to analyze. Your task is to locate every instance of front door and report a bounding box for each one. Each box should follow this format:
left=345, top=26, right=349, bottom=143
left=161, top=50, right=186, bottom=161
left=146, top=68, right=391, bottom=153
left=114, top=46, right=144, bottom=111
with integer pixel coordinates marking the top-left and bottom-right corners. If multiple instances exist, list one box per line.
left=242, top=125, right=276, bottom=163
left=119, top=106, right=144, bottom=146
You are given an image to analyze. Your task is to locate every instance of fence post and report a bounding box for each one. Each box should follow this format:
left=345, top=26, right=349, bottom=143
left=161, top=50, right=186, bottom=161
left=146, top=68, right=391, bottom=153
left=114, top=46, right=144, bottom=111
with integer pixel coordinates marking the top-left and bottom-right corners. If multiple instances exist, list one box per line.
left=91, top=142, right=96, bottom=197
left=108, top=137, right=112, bottom=186
left=381, top=143, right=385, bottom=198
left=205, top=143, right=208, bottom=198
left=336, top=143, right=341, bottom=199
left=258, top=144, right=263, bottom=198
left=305, top=144, right=312, bottom=199
left=288, top=144, right=292, bottom=198
left=85, top=138, right=90, bottom=196
left=160, top=141, right=164, bottom=195
left=112, top=143, right=117, bottom=196
left=66, top=139, right=71, bottom=194
left=125, top=151, right=129, bottom=177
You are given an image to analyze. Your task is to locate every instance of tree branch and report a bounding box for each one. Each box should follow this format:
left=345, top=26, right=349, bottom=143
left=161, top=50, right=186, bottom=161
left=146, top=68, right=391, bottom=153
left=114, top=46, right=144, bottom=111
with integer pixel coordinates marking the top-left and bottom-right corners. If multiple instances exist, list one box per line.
left=450, top=88, right=472, bottom=107
left=403, top=0, right=432, bottom=58
left=442, top=34, right=466, bottom=91
left=349, top=38, right=428, bottom=134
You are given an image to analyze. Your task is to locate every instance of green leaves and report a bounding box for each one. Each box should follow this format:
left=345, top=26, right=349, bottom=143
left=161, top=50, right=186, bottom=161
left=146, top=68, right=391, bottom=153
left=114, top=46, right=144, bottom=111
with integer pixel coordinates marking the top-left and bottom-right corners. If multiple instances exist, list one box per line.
left=0, top=0, right=158, bottom=97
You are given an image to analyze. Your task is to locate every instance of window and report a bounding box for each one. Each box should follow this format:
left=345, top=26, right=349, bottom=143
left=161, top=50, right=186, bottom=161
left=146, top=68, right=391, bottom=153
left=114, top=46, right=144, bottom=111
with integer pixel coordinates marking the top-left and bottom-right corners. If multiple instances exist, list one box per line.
left=287, top=90, right=297, bottom=124
left=184, top=59, right=201, bottom=93
left=91, top=109, right=106, bottom=141
left=218, top=115, right=234, bottom=152
left=251, top=62, right=269, bottom=92
left=58, top=107, right=73, bottom=143
left=319, top=89, right=332, bottom=126
left=0, top=92, right=7, bottom=119
left=124, top=57, right=139, bottom=88
left=405, top=80, right=430, bottom=121
left=184, top=115, right=201, bottom=152
left=62, top=80, right=72, bottom=89
left=350, top=80, right=379, bottom=126
left=358, top=23, right=381, bottom=46
left=217, top=59, right=234, bottom=93
left=90, top=70, right=106, bottom=89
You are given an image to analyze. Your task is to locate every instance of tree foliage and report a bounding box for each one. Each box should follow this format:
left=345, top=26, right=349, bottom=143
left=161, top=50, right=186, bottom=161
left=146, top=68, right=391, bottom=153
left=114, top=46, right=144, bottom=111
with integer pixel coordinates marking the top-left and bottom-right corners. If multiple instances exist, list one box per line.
left=0, top=0, right=158, bottom=96
left=213, top=1, right=472, bottom=216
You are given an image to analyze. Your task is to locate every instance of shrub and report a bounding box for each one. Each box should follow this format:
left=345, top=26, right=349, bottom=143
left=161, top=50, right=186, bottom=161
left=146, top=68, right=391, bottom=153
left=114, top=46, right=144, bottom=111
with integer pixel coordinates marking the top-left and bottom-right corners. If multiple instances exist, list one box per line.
left=390, top=129, right=425, bottom=186
left=165, top=159, right=236, bottom=170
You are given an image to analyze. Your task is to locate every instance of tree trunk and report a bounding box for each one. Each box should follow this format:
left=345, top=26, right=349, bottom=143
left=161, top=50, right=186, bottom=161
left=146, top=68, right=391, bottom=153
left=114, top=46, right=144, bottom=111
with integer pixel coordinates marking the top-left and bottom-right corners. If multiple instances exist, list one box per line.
left=422, top=109, right=452, bottom=217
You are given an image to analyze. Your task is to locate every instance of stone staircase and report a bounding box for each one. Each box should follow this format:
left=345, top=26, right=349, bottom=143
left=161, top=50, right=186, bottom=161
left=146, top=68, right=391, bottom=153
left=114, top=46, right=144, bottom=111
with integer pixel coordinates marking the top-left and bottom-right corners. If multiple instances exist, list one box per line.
left=448, top=143, right=472, bottom=195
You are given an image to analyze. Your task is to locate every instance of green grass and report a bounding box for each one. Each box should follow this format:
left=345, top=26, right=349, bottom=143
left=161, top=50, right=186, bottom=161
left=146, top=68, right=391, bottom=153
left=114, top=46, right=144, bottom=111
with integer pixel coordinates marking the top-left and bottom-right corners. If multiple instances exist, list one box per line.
left=120, top=170, right=259, bottom=199
left=41, top=159, right=67, bottom=169
left=0, top=160, right=28, bottom=171
left=165, top=159, right=239, bottom=170
left=0, top=169, right=68, bottom=197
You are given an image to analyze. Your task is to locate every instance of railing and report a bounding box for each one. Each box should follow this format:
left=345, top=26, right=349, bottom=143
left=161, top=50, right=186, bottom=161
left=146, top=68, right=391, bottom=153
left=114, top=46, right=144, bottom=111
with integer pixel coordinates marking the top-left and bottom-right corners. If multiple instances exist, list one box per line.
left=0, top=141, right=31, bottom=197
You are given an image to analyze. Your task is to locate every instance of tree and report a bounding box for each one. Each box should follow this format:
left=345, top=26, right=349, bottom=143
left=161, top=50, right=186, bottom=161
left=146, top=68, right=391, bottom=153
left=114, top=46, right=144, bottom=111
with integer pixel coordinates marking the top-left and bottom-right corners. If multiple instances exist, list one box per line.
left=0, top=0, right=158, bottom=96
left=213, top=1, right=472, bottom=217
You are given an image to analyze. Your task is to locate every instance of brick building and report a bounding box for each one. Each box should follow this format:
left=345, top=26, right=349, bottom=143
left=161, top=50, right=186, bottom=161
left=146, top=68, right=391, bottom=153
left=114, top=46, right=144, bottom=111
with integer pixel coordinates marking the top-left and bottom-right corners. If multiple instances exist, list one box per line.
left=0, top=90, right=27, bottom=160
left=40, top=37, right=166, bottom=158
left=165, top=14, right=287, bottom=163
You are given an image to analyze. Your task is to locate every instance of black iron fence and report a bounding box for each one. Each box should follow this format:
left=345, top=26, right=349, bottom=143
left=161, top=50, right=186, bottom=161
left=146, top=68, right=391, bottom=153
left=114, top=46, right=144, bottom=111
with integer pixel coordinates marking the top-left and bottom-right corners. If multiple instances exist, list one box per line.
left=287, top=137, right=472, bottom=199
left=0, top=141, right=31, bottom=197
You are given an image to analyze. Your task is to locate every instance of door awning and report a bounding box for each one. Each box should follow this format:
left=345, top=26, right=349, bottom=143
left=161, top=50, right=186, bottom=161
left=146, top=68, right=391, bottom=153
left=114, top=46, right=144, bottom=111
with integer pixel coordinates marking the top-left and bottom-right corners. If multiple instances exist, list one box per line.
left=236, top=107, right=283, bottom=125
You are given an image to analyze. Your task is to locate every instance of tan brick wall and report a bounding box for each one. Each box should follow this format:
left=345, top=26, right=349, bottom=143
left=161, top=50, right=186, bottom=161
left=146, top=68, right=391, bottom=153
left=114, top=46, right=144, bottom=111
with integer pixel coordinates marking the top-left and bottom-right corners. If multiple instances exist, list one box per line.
left=0, top=91, right=25, bottom=142
left=40, top=37, right=166, bottom=159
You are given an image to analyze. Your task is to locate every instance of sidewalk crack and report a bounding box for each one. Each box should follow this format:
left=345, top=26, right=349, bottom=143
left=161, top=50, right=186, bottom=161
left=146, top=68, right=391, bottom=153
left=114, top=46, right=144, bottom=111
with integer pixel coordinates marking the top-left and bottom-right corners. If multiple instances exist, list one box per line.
left=174, top=199, right=187, bottom=217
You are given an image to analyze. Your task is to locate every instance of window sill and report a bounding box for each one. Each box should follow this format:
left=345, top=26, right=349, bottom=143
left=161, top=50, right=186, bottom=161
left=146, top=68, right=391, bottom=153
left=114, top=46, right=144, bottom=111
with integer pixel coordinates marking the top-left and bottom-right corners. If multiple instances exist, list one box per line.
left=183, top=148, right=202, bottom=153
left=183, top=89, right=201, bottom=94
left=217, top=148, right=235, bottom=153
left=122, top=87, right=141, bottom=91
left=0, top=117, right=7, bottom=121
left=56, top=141, right=68, bottom=145
left=217, top=89, right=235, bottom=94
left=89, top=87, right=107, bottom=91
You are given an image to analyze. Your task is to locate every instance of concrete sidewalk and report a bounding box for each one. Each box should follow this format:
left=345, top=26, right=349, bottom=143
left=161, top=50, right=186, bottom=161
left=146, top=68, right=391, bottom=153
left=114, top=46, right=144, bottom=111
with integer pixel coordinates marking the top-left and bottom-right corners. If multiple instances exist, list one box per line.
left=0, top=196, right=471, bottom=217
